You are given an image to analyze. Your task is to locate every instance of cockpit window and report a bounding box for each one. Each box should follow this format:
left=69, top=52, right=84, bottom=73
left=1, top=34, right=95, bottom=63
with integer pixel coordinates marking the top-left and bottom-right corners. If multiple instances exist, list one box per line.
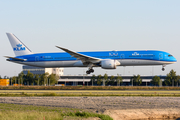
left=168, top=55, right=173, bottom=57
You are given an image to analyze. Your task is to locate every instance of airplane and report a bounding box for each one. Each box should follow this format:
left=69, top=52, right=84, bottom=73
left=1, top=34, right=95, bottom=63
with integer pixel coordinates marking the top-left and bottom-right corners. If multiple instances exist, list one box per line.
left=5, top=33, right=177, bottom=74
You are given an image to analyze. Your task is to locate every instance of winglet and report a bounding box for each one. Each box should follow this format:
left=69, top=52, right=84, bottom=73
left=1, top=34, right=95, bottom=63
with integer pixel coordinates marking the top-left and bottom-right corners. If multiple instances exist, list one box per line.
left=56, top=46, right=67, bottom=51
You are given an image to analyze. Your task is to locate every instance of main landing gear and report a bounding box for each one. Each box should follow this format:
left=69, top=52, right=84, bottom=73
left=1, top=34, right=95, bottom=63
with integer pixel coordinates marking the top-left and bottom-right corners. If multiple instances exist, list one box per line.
left=86, top=68, right=94, bottom=74
left=162, top=65, right=166, bottom=71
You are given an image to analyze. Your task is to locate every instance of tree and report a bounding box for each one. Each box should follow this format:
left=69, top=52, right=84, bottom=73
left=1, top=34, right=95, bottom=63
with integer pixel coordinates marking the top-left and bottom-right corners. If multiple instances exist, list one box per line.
left=34, top=74, right=40, bottom=85
left=39, top=72, right=49, bottom=86
left=26, top=71, right=34, bottom=85
left=90, top=75, right=96, bottom=86
left=131, top=75, right=142, bottom=86
left=9, top=77, right=12, bottom=85
left=48, top=74, right=58, bottom=85
left=116, top=75, right=123, bottom=86
left=103, top=74, right=108, bottom=86
left=18, top=71, right=24, bottom=85
left=11, top=76, right=17, bottom=85
left=0, top=76, right=2, bottom=79
left=109, top=75, right=115, bottom=86
left=97, top=75, right=102, bottom=86
left=39, top=74, right=45, bottom=85
left=151, top=76, right=161, bottom=86
left=164, top=69, right=180, bottom=86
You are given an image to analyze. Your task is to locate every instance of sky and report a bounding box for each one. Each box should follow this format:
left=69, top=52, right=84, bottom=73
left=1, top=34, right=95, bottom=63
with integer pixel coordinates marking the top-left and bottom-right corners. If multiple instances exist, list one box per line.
left=0, top=0, right=180, bottom=77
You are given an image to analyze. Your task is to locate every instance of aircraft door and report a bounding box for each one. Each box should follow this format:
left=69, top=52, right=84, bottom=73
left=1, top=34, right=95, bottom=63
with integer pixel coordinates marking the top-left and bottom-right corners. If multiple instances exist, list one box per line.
left=120, top=54, right=125, bottom=59
left=119, top=54, right=125, bottom=66
left=159, top=53, right=163, bottom=59
left=35, top=56, right=39, bottom=61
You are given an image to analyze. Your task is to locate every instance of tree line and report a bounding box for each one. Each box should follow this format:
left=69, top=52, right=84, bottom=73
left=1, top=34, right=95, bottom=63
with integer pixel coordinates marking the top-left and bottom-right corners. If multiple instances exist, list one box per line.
left=90, top=69, right=180, bottom=86
left=0, top=69, right=180, bottom=86
left=2, top=71, right=59, bottom=86
left=90, top=74, right=123, bottom=86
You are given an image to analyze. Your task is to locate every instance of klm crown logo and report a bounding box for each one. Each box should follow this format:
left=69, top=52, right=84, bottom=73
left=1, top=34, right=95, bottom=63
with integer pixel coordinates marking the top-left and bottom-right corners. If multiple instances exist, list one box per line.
left=16, top=44, right=22, bottom=47
left=13, top=44, right=26, bottom=51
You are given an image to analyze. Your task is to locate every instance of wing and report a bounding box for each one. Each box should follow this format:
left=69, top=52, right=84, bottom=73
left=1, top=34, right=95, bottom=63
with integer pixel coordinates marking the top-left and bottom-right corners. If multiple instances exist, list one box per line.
left=4, top=56, right=26, bottom=61
left=56, top=46, right=101, bottom=64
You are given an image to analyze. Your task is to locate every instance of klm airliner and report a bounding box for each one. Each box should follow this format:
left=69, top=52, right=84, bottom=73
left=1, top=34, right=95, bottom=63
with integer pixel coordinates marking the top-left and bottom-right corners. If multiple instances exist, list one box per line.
left=5, top=33, right=177, bottom=74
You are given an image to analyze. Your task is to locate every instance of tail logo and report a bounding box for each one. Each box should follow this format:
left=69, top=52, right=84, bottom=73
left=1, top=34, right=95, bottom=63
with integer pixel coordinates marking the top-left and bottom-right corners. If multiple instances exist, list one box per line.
left=13, top=44, right=26, bottom=51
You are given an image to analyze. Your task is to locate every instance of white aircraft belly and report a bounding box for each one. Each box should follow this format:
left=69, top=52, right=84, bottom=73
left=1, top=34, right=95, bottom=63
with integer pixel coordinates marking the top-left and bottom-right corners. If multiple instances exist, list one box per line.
left=33, top=61, right=76, bottom=67
left=119, top=59, right=173, bottom=66
left=14, top=60, right=85, bottom=68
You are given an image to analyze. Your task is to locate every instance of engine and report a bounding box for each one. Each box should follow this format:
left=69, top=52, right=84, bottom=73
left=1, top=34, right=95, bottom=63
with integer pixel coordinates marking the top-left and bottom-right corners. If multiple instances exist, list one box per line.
left=101, top=59, right=120, bottom=69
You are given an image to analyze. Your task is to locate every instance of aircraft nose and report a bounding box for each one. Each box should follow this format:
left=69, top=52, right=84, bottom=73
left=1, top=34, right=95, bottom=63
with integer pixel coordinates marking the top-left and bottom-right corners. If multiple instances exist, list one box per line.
left=173, top=57, right=177, bottom=62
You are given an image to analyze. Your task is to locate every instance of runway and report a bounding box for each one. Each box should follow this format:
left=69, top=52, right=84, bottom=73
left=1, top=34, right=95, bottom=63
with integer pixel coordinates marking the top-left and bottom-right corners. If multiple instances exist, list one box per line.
left=0, top=96, right=180, bottom=111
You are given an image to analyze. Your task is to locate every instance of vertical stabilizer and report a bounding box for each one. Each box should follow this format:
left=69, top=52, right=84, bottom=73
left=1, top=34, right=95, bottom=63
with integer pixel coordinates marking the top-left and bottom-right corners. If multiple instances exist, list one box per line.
left=6, top=33, right=33, bottom=56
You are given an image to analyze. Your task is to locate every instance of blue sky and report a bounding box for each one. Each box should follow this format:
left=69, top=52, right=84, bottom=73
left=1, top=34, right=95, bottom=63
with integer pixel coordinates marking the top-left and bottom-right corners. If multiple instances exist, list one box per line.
left=1, top=0, right=180, bottom=77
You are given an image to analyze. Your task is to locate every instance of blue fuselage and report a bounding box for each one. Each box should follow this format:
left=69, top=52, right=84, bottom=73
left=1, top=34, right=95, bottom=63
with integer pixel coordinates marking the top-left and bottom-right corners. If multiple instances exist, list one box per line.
left=9, top=50, right=177, bottom=68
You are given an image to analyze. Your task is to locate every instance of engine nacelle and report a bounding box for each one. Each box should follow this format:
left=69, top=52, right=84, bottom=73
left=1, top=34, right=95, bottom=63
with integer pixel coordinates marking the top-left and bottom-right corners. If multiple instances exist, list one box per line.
left=101, top=59, right=120, bottom=69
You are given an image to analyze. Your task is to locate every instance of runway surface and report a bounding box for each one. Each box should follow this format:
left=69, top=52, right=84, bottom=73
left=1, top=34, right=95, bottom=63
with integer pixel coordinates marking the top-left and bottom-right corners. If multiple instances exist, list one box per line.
left=0, top=97, right=180, bottom=112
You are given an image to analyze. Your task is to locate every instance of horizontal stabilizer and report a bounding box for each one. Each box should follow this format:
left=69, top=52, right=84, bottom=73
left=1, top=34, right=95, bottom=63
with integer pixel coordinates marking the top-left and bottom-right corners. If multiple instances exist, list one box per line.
left=4, top=56, right=26, bottom=61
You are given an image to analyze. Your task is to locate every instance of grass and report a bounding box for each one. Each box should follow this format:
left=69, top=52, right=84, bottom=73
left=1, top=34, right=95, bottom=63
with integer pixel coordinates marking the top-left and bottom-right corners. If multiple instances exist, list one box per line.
left=0, top=103, right=113, bottom=120
left=1, top=86, right=180, bottom=90
left=0, top=90, right=180, bottom=97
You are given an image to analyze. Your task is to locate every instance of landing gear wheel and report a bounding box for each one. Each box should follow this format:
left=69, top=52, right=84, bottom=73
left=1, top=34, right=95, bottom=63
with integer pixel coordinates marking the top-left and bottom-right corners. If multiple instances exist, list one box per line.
left=86, top=71, right=90, bottom=74
left=162, top=68, right=165, bottom=71
left=86, top=69, right=94, bottom=74
left=89, top=69, right=94, bottom=73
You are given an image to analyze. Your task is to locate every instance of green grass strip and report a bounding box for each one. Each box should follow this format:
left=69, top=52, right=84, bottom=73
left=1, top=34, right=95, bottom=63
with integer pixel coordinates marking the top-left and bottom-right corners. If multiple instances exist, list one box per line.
left=1, top=86, right=180, bottom=90
left=0, top=103, right=112, bottom=120
left=0, top=92, right=180, bottom=97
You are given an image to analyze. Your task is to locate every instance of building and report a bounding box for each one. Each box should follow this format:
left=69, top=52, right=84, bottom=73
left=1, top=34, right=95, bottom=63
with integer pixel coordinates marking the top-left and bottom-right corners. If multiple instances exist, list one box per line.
left=23, top=66, right=64, bottom=76
left=0, top=79, right=9, bottom=86
left=58, top=75, right=166, bottom=86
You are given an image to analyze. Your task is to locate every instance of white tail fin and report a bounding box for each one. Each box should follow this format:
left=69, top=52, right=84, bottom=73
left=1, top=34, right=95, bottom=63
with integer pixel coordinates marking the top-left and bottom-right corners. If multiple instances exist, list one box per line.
left=6, top=33, right=33, bottom=56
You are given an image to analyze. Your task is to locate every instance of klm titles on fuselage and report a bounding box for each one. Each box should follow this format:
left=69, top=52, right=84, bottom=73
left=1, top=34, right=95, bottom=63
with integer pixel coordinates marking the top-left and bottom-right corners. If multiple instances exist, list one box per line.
left=13, top=44, right=26, bottom=51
